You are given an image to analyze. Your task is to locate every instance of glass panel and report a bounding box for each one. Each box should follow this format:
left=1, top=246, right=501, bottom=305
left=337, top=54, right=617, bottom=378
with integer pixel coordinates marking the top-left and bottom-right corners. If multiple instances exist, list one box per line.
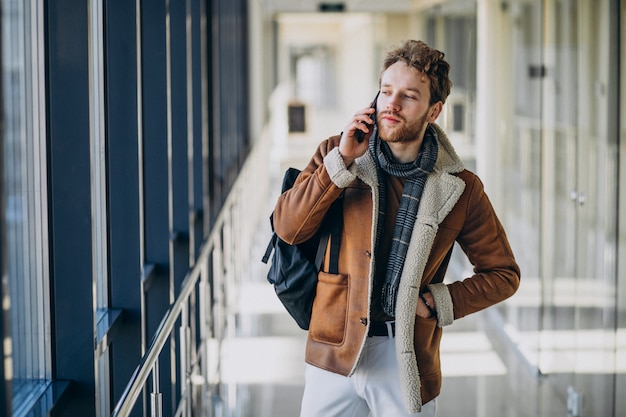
left=571, top=0, right=618, bottom=415
left=617, top=1, right=626, bottom=413
left=89, top=0, right=108, bottom=314
left=1, top=0, right=51, bottom=395
left=443, top=14, right=476, bottom=169
left=501, top=0, right=543, bottom=367
left=541, top=0, right=579, bottom=377
left=88, top=0, right=110, bottom=415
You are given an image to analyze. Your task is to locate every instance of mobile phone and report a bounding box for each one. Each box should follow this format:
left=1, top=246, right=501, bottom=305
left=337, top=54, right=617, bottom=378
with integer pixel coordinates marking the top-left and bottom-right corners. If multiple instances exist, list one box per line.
left=355, top=90, right=380, bottom=143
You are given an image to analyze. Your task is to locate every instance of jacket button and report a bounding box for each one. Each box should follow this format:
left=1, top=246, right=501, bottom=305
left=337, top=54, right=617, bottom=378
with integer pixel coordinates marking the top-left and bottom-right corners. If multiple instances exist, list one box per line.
left=360, top=317, right=368, bottom=326
left=365, top=250, right=371, bottom=258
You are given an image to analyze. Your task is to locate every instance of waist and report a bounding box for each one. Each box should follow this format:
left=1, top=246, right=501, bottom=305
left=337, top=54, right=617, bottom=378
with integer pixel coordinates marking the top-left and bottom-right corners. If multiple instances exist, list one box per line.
left=368, top=320, right=395, bottom=337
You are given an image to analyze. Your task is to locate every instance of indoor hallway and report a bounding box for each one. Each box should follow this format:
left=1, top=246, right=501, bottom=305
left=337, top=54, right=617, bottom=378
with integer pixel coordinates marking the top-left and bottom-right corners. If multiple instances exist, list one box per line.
left=2, top=2, right=625, bottom=416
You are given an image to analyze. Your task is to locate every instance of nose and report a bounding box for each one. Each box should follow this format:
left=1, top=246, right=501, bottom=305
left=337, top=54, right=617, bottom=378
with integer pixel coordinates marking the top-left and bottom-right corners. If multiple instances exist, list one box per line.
left=384, top=93, right=401, bottom=112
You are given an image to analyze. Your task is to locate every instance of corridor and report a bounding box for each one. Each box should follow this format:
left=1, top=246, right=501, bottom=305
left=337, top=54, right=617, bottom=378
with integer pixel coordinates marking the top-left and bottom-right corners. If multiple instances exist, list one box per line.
left=2, top=1, right=625, bottom=416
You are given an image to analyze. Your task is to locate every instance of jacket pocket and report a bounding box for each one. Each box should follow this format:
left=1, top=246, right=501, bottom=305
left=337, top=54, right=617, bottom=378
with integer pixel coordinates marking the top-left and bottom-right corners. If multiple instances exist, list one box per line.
left=413, top=315, right=442, bottom=378
left=309, top=271, right=348, bottom=344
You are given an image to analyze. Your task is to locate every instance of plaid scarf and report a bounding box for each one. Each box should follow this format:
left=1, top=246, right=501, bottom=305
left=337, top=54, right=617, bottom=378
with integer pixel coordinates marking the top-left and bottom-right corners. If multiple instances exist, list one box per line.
left=369, top=124, right=439, bottom=317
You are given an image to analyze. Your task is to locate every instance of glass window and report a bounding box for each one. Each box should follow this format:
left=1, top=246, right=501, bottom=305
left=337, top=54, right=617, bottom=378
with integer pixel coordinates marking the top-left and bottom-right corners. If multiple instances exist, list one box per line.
left=89, top=0, right=108, bottom=317
left=1, top=0, right=52, bottom=408
left=89, top=1, right=110, bottom=415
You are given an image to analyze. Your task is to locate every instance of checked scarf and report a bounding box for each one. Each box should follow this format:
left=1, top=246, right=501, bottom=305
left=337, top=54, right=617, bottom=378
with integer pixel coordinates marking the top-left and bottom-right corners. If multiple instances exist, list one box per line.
left=369, top=124, right=439, bottom=317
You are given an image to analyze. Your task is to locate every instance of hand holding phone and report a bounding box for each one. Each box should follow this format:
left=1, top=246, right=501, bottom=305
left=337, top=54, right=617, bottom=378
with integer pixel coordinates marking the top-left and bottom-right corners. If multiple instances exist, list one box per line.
left=355, top=90, right=380, bottom=143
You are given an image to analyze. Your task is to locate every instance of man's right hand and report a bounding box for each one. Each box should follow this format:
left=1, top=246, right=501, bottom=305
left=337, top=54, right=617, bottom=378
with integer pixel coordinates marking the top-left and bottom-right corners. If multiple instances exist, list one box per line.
left=338, top=106, right=376, bottom=167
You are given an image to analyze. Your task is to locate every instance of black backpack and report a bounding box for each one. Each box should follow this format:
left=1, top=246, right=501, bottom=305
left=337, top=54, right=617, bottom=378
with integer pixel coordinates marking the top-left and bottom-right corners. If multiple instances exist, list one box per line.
left=262, top=168, right=342, bottom=330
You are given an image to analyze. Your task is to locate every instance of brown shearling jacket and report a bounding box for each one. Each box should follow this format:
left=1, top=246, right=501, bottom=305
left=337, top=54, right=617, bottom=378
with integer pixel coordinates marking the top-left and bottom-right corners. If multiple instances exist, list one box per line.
left=273, top=124, right=520, bottom=413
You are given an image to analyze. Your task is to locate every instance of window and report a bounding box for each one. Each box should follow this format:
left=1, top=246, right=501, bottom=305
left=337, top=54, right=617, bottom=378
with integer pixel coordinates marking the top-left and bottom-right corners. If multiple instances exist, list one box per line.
left=1, top=0, right=52, bottom=412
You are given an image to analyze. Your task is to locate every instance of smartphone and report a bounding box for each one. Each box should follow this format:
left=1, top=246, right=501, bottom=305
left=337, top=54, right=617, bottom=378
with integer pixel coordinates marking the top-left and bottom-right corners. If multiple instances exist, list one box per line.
left=355, top=90, right=380, bottom=143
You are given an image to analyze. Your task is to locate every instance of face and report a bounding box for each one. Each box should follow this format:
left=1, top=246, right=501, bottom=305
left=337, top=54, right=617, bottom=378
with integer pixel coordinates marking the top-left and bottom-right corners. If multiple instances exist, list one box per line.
left=376, top=61, right=441, bottom=144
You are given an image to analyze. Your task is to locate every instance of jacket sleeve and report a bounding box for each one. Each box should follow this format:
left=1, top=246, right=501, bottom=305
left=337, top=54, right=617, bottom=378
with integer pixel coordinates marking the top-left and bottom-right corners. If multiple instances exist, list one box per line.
left=273, top=136, right=351, bottom=245
left=442, top=174, right=521, bottom=320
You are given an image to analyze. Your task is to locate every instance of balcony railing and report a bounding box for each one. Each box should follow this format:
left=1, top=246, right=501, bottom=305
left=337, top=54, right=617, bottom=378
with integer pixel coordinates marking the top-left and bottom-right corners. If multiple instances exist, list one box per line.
left=112, top=131, right=271, bottom=417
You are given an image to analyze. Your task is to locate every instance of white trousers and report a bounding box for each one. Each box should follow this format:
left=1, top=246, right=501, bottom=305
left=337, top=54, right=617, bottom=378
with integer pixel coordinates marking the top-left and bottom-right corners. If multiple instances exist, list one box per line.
left=300, top=336, right=437, bottom=417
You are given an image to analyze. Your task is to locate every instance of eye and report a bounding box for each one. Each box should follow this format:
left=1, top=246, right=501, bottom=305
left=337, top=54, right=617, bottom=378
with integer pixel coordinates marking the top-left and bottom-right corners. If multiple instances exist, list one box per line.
left=404, top=94, right=416, bottom=100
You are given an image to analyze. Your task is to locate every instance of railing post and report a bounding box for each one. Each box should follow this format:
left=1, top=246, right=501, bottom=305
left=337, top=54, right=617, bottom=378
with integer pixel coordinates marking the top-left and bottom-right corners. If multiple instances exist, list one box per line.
left=212, top=236, right=224, bottom=341
left=151, top=362, right=162, bottom=417
left=196, top=260, right=210, bottom=414
left=179, top=302, right=191, bottom=416
left=200, top=260, right=210, bottom=380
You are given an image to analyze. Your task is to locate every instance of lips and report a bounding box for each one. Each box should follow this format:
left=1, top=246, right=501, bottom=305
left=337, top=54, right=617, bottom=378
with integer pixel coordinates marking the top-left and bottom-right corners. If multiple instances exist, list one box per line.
left=380, top=112, right=402, bottom=124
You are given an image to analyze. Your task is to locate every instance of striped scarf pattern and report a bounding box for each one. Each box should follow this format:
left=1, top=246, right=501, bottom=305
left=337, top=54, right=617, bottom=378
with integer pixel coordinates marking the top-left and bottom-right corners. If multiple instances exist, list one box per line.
left=369, top=124, right=439, bottom=317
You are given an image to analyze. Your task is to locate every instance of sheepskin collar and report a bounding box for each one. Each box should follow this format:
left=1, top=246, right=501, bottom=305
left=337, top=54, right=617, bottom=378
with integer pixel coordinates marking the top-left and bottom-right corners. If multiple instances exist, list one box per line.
left=353, top=123, right=464, bottom=188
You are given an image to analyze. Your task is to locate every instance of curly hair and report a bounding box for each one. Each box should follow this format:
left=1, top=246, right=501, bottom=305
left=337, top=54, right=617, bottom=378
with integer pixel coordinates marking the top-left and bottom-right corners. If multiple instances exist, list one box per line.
left=381, top=40, right=452, bottom=105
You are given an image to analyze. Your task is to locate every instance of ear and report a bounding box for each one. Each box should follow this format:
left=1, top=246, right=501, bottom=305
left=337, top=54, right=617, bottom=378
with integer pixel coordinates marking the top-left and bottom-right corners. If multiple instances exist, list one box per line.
left=427, top=102, right=443, bottom=122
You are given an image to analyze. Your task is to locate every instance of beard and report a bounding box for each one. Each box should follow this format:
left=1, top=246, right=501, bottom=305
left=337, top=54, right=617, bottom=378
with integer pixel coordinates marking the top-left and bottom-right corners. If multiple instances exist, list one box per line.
left=377, top=109, right=429, bottom=144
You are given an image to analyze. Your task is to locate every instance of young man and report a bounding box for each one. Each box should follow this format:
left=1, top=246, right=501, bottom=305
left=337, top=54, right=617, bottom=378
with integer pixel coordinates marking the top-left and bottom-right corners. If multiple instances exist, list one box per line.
left=272, top=40, right=520, bottom=417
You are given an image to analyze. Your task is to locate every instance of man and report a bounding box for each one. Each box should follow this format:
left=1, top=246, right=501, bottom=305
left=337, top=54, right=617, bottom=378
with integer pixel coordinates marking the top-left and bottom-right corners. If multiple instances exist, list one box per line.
left=272, top=40, right=520, bottom=417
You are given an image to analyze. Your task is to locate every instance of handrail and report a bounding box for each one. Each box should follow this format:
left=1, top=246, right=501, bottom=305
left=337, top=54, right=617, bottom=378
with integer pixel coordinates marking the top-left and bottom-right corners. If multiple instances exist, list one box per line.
left=111, top=131, right=271, bottom=417
left=111, top=260, right=204, bottom=416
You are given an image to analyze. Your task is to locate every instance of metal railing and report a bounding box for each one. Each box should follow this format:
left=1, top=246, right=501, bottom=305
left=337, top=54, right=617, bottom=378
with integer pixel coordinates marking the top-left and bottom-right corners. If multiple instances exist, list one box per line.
left=111, top=132, right=271, bottom=417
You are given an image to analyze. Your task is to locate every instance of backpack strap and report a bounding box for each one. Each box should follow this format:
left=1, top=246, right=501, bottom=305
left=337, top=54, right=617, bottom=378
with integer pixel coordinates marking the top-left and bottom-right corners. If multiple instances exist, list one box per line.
left=264, top=166, right=344, bottom=272
left=314, top=232, right=330, bottom=271
left=327, top=202, right=342, bottom=274
left=262, top=232, right=276, bottom=264
left=263, top=168, right=301, bottom=265
left=315, top=197, right=343, bottom=274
